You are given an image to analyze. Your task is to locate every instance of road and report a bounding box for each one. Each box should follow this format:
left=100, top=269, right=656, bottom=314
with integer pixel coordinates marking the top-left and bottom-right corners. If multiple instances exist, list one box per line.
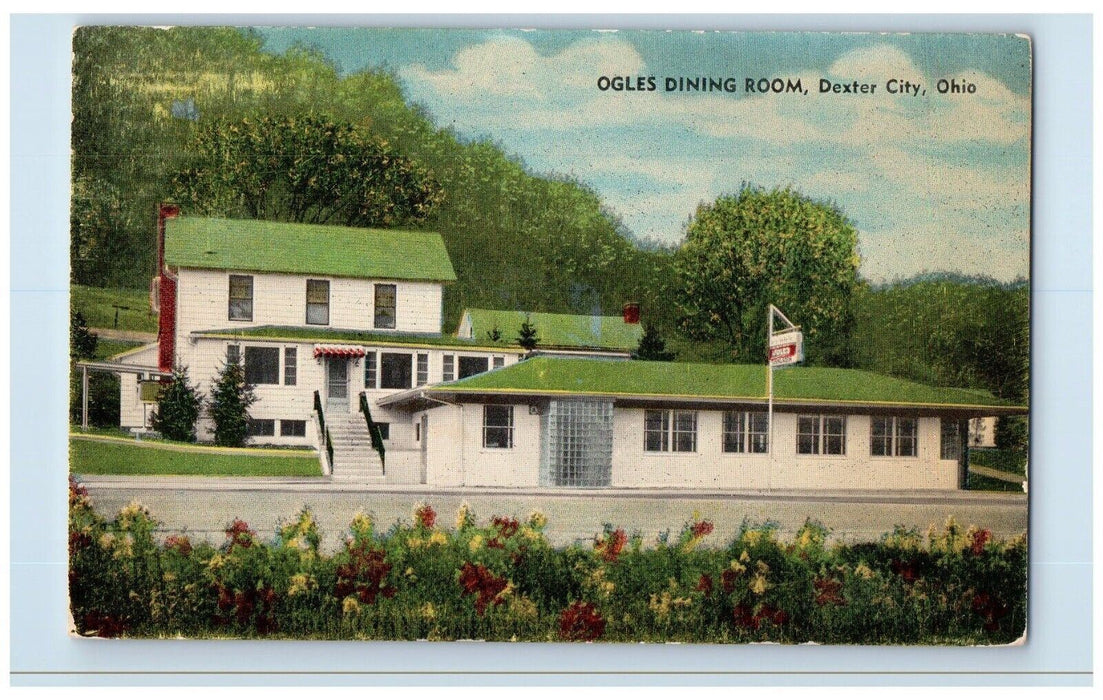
left=78, top=477, right=1029, bottom=551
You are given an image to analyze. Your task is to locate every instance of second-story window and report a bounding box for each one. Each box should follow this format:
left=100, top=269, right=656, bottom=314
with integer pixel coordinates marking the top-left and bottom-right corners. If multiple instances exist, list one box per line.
left=228, top=275, right=253, bottom=321
left=375, top=284, right=397, bottom=329
left=306, top=279, right=329, bottom=325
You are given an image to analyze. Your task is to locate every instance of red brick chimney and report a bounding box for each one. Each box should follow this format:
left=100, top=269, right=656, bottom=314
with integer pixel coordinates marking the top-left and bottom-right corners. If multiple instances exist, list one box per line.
left=622, top=302, right=641, bottom=324
left=156, top=204, right=180, bottom=372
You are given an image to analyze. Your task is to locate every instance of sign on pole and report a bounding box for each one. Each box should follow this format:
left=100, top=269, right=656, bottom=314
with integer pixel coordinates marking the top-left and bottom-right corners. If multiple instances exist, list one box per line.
left=766, top=305, right=802, bottom=463
left=769, top=328, right=804, bottom=366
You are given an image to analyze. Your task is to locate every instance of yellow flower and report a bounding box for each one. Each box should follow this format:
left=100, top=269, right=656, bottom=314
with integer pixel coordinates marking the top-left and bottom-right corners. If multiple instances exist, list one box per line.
left=755, top=560, right=770, bottom=575
left=421, top=602, right=437, bottom=621
left=521, top=526, right=542, bottom=542
left=117, top=500, right=151, bottom=530
left=729, top=559, right=747, bottom=575
left=206, top=553, right=225, bottom=571
left=455, top=502, right=475, bottom=530
left=739, top=549, right=751, bottom=563
left=429, top=531, right=448, bottom=547
left=468, top=534, right=484, bottom=552
left=350, top=512, right=373, bottom=539
left=601, top=580, right=616, bottom=597
left=286, top=537, right=302, bottom=551
left=743, top=530, right=763, bottom=548
left=288, top=573, right=315, bottom=596
left=750, top=573, right=771, bottom=596
left=854, top=563, right=875, bottom=580
left=342, top=596, right=361, bottom=616
left=528, top=510, right=548, bottom=530
left=405, top=567, right=418, bottom=582
left=98, top=533, right=116, bottom=550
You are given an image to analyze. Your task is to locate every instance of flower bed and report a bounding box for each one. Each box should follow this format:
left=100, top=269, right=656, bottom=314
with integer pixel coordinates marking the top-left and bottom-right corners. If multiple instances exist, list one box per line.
left=68, top=478, right=1027, bottom=644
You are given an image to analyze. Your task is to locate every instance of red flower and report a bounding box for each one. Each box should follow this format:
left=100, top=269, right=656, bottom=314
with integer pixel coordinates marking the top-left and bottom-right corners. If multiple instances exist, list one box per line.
left=733, top=604, right=758, bottom=630
left=721, top=569, right=738, bottom=594
left=335, top=541, right=396, bottom=605
left=558, top=601, right=606, bottom=641
left=492, top=516, right=520, bottom=539
left=415, top=504, right=436, bottom=529
left=81, top=611, right=129, bottom=638
left=164, top=534, right=193, bottom=556
left=458, top=562, right=509, bottom=615
left=595, top=528, right=627, bottom=562
left=691, top=520, right=714, bottom=539
left=696, top=574, right=714, bottom=595
left=225, top=519, right=255, bottom=550
left=972, top=592, right=1011, bottom=632
left=970, top=529, right=991, bottom=556
left=69, top=530, right=92, bottom=555
left=891, top=558, right=920, bottom=584
left=813, top=577, right=846, bottom=606
left=486, top=537, right=505, bottom=549
left=757, top=604, right=790, bottom=627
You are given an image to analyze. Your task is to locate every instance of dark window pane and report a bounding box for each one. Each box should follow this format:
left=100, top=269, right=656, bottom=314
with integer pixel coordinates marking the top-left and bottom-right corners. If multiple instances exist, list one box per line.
left=229, top=275, right=253, bottom=321
left=380, top=353, right=413, bottom=389
left=940, top=419, right=961, bottom=460
left=374, top=284, right=396, bottom=329
left=483, top=405, right=513, bottom=448
left=723, top=411, right=744, bottom=453
left=280, top=420, right=306, bottom=437
left=748, top=412, right=768, bottom=453
left=871, top=417, right=891, bottom=456
left=672, top=410, right=696, bottom=453
left=306, top=280, right=329, bottom=325
left=226, top=345, right=240, bottom=365
left=896, top=418, right=918, bottom=457
left=247, top=419, right=275, bottom=437
left=644, top=409, right=668, bottom=452
left=458, top=356, right=489, bottom=378
left=244, top=347, right=279, bottom=385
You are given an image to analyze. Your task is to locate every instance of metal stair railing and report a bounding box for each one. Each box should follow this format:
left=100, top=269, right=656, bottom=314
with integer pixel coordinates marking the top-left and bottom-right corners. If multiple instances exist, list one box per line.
left=313, top=390, right=334, bottom=472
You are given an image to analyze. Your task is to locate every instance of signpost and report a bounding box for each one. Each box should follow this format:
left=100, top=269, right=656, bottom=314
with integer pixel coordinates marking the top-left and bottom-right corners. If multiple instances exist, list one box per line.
left=766, top=305, right=803, bottom=459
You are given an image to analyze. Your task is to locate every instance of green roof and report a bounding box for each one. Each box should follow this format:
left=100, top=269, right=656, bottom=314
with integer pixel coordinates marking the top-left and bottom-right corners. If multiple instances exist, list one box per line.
left=164, top=217, right=456, bottom=282
left=433, top=357, right=1025, bottom=412
left=197, top=326, right=519, bottom=351
left=461, top=309, right=644, bottom=351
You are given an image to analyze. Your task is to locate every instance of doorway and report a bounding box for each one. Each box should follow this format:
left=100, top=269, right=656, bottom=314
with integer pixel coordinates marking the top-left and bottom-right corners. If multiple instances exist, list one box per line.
left=326, top=357, right=349, bottom=411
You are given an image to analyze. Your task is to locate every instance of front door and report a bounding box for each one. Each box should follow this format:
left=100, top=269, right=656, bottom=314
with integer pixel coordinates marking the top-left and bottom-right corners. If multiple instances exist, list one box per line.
left=326, top=357, right=349, bottom=410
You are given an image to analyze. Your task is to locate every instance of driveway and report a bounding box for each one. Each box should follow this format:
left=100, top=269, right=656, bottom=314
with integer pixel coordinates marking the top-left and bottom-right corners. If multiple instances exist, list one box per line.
left=78, top=476, right=1029, bottom=551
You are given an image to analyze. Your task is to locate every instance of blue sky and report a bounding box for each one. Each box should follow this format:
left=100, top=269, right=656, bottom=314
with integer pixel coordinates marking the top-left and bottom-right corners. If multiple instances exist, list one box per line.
left=258, top=28, right=1031, bottom=283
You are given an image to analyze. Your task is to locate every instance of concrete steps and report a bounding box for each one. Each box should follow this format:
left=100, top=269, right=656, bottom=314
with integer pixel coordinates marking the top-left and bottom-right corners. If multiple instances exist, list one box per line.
left=326, top=413, right=385, bottom=483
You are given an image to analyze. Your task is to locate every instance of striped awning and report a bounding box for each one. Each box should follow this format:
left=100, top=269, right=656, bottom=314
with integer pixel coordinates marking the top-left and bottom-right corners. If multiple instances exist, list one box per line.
left=313, top=345, right=367, bottom=359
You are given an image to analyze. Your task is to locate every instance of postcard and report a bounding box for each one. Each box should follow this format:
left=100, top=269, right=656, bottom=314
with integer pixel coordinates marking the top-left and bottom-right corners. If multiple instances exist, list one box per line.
left=67, top=27, right=1030, bottom=645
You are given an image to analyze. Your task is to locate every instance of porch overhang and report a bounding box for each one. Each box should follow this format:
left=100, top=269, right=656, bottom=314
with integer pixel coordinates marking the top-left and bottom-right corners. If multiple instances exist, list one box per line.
left=313, top=345, right=367, bottom=359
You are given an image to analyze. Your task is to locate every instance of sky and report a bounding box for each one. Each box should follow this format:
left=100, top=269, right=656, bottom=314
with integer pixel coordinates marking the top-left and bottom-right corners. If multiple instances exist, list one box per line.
left=257, top=28, right=1031, bottom=283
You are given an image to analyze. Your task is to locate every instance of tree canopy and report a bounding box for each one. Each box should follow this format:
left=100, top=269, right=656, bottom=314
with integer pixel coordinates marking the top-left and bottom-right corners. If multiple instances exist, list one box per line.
left=674, top=185, right=860, bottom=365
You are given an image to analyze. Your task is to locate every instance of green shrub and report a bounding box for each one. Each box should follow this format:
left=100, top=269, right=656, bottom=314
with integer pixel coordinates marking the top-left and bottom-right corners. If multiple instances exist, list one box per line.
left=208, top=359, right=256, bottom=447
left=150, top=366, right=202, bottom=442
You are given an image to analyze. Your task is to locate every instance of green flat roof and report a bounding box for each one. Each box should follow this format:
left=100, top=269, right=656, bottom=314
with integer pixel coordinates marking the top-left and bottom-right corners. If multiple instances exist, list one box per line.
left=461, top=309, right=644, bottom=351
left=164, top=217, right=457, bottom=282
left=197, top=325, right=519, bottom=352
left=433, top=357, right=1025, bottom=412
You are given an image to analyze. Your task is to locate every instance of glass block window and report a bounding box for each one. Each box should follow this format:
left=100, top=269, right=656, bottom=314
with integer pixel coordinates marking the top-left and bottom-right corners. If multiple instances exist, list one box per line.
left=442, top=354, right=455, bottom=382
left=723, top=411, right=768, bottom=453
left=540, top=399, right=614, bottom=487
left=283, top=347, right=297, bottom=386
left=244, top=346, right=279, bottom=385
left=416, top=353, right=429, bottom=386
left=228, top=275, right=253, bottom=321
left=280, top=420, right=306, bottom=437
left=483, top=405, right=514, bottom=449
left=940, top=419, right=962, bottom=460
left=364, top=351, right=377, bottom=389
left=798, top=415, right=847, bottom=455
left=306, top=279, right=329, bottom=325
left=374, top=284, right=396, bottom=329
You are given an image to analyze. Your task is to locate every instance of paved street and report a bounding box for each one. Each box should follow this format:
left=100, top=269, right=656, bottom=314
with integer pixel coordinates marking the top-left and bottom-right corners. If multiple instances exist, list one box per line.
left=78, top=476, right=1028, bottom=551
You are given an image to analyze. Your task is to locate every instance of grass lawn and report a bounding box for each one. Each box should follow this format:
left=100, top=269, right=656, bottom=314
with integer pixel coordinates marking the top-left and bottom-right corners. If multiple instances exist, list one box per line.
left=70, top=436, right=323, bottom=477
left=72, top=284, right=158, bottom=333
left=966, top=473, right=1024, bottom=493
left=969, top=448, right=1027, bottom=476
left=93, top=339, right=147, bottom=360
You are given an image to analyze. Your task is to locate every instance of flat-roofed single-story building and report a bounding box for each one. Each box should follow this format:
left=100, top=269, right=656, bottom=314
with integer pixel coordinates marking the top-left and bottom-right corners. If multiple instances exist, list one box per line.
left=379, top=356, right=1026, bottom=491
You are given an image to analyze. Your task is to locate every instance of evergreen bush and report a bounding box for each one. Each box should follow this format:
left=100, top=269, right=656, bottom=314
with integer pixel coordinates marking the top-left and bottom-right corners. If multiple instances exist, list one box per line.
left=151, top=366, right=202, bottom=442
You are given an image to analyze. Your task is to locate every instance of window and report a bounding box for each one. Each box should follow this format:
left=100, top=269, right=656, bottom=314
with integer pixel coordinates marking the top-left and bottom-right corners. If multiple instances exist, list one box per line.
left=247, top=419, right=275, bottom=437
left=483, top=405, right=514, bottom=448
left=644, top=409, right=698, bottom=453
left=364, top=351, right=377, bottom=389
left=416, top=353, right=429, bottom=386
left=280, top=419, right=306, bottom=437
left=380, top=353, right=413, bottom=389
left=306, top=279, right=329, bottom=325
left=871, top=417, right=918, bottom=457
left=226, top=344, right=240, bottom=366
left=797, top=415, right=847, bottom=455
left=228, top=275, right=253, bottom=321
left=375, top=422, right=390, bottom=440
left=442, top=354, right=455, bottom=382
left=723, top=411, right=769, bottom=453
left=492, top=356, right=505, bottom=369
left=374, top=283, right=396, bottom=329
left=644, top=409, right=669, bottom=452
left=244, top=346, right=280, bottom=385
left=940, top=419, right=962, bottom=460
left=283, top=348, right=297, bottom=386
left=459, top=356, right=489, bottom=378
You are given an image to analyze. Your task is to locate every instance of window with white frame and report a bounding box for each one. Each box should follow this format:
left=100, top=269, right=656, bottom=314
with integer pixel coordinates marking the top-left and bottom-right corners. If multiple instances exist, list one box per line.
left=644, top=409, right=697, bottom=453
left=940, top=419, right=962, bottom=460
left=482, top=405, right=514, bottom=449
left=871, top=416, right=918, bottom=457
left=364, top=351, right=377, bottom=389
left=797, top=415, right=846, bottom=455
left=283, top=348, right=297, bottom=386
left=280, top=420, right=306, bottom=437
left=492, top=356, right=505, bottom=369
left=374, top=284, right=396, bottom=329
left=442, top=354, right=455, bottom=382
left=723, top=411, right=769, bottom=453
left=243, top=346, right=280, bottom=385
left=228, top=275, right=253, bottom=321
left=416, top=353, right=429, bottom=386
left=226, top=344, right=241, bottom=366
left=306, top=279, right=330, bottom=325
